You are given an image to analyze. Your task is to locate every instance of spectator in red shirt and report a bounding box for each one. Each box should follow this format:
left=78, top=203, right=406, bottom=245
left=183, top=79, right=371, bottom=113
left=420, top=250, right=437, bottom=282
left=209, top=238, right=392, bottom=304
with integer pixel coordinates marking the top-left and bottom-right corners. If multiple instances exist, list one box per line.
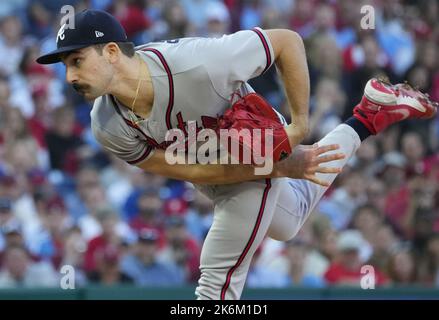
left=112, top=0, right=151, bottom=41
left=84, top=208, right=121, bottom=273
left=87, top=244, right=133, bottom=286
left=27, top=85, right=50, bottom=149
left=45, top=106, right=86, bottom=174
left=380, top=152, right=411, bottom=235
left=289, top=0, right=316, bottom=38
left=324, top=230, right=387, bottom=286
left=401, top=131, right=427, bottom=178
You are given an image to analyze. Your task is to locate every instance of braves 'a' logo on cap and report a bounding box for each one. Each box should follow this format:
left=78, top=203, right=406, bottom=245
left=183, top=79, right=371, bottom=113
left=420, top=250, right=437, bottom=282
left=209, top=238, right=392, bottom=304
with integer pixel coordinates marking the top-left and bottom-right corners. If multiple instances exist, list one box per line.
left=56, top=23, right=67, bottom=43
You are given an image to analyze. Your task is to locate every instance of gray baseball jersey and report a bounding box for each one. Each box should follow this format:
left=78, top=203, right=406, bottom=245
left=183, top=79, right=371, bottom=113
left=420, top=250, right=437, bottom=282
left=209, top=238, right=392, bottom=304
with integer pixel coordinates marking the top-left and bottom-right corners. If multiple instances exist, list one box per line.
left=90, top=28, right=360, bottom=299
left=91, top=27, right=282, bottom=166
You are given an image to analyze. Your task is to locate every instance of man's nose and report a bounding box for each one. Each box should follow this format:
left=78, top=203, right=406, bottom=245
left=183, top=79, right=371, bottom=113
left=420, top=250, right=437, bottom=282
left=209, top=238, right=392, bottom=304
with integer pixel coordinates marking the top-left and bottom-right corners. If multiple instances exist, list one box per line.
left=65, top=67, right=78, bottom=84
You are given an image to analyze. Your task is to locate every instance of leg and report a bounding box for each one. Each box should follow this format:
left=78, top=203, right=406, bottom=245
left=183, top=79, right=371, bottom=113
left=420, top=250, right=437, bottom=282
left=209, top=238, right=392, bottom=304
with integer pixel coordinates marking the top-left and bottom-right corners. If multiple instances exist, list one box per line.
left=195, top=178, right=282, bottom=300
left=268, top=77, right=438, bottom=241
left=268, top=124, right=360, bottom=241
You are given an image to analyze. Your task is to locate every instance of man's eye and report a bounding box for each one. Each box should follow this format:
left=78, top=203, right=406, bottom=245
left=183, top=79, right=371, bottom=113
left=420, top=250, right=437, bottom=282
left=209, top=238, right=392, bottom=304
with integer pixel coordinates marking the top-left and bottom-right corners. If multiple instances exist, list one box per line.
left=74, top=58, right=81, bottom=67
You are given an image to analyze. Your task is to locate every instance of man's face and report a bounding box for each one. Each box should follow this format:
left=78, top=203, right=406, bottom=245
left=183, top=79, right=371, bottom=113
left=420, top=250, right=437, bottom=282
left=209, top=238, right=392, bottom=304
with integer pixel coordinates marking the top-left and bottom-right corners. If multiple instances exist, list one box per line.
left=62, top=46, right=113, bottom=100
left=0, top=206, right=12, bottom=224
left=5, top=248, right=29, bottom=279
left=340, top=249, right=361, bottom=270
left=137, top=241, right=157, bottom=264
left=138, top=194, right=161, bottom=217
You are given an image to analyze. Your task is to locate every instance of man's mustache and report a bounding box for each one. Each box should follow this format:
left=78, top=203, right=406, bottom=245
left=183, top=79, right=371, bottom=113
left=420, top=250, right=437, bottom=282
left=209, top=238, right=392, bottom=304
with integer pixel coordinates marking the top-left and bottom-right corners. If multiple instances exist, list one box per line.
left=72, top=83, right=89, bottom=93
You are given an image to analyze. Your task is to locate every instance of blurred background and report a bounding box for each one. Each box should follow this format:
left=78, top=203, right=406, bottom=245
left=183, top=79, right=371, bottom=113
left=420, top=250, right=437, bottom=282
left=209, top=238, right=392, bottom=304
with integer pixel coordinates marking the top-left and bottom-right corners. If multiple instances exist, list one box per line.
left=0, top=0, right=438, bottom=299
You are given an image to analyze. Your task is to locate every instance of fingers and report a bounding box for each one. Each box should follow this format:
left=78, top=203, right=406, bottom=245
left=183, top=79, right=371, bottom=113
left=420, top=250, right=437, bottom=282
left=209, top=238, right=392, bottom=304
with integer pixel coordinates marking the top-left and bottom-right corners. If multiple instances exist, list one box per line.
left=316, top=144, right=340, bottom=155
left=317, top=153, right=345, bottom=164
left=315, top=166, right=342, bottom=174
left=306, top=175, right=330, bottom=187
left=306, top=164, right=343, bottom=186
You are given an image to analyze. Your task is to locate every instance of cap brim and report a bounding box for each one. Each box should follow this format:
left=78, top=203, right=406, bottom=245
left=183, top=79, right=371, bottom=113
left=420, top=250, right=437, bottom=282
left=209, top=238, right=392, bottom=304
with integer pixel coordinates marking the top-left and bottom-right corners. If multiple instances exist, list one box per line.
left=36, top=44, right=90, bottom=64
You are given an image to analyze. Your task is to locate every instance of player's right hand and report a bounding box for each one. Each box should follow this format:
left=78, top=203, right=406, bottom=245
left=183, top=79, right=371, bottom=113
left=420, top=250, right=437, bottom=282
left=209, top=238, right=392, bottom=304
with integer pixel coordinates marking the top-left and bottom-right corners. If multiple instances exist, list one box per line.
left=284, top=117, right=310, bottom=150
left=274, top=143, right=345, bottom=187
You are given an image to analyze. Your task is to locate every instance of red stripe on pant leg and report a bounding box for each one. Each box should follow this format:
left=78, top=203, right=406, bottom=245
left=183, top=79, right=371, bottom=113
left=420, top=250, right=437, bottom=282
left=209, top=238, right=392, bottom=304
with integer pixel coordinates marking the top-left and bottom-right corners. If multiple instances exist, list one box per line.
left=220, top=179, right=272, bottom=300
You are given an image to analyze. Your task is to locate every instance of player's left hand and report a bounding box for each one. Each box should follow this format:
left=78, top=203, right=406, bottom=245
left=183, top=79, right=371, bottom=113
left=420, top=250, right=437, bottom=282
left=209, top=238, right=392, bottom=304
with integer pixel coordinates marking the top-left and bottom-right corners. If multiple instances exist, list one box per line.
left=274, top=143, right=345, bottom=187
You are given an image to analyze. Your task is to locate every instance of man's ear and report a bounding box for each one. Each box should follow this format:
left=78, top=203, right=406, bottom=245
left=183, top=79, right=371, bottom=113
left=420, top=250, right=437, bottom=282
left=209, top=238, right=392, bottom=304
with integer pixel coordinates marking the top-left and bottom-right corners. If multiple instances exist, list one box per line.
left=103, top=42, right=120, bottom=64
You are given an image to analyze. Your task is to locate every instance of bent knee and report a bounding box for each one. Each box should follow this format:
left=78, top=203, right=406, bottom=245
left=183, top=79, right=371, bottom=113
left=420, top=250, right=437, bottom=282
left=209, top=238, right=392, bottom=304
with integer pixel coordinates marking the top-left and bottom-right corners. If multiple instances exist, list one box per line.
left=267, top=225, right=300, bottom=241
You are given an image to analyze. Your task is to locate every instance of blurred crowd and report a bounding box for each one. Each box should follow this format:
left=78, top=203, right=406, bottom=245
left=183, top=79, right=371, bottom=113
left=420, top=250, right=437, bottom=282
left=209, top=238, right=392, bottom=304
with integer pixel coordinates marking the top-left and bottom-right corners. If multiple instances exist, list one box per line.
left=0, top=0, right=438, bottom=290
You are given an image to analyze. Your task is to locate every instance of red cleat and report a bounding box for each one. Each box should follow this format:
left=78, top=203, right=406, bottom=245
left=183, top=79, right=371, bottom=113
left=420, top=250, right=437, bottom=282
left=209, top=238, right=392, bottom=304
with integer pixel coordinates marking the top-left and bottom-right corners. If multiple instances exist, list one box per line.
left=353, top=78, right=438, bottom=134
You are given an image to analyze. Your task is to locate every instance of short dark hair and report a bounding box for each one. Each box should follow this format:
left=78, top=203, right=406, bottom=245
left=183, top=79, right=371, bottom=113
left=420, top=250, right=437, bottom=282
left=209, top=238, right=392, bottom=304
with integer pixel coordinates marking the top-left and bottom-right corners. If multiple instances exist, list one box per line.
left=94, top=42, right=135, bottom=58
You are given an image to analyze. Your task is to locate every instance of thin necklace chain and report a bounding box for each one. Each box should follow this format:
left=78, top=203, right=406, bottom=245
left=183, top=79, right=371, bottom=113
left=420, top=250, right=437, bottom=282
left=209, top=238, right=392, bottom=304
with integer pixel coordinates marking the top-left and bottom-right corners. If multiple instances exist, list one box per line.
left=129, top=54, right=146, bottom=124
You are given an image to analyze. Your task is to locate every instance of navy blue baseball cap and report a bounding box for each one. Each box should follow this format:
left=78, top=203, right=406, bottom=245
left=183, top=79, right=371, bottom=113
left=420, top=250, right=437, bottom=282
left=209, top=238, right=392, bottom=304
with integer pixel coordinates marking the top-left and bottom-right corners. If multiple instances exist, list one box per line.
left=36, top=9, right=129, bottom=65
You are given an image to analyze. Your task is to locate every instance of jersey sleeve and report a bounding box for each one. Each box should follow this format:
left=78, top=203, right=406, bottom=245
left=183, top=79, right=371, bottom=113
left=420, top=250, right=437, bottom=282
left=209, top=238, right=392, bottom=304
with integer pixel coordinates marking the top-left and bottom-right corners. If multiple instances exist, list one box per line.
left=92, top=123, right=154, bottom=165
left=138, top=28, right=274, bottom=99
left=90, top=96, right=154, bottom=165
left=199, top=27, right=275, bottom=97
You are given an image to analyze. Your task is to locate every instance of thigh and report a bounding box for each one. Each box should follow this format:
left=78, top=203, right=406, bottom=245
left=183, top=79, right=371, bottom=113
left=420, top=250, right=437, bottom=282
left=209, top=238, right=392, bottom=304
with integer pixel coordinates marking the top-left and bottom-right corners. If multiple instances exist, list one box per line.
left=195, top=178, right=281, bottom=300
left=268, top=124, right=362, bottom=241
left=268, top=178, right=305, bottom=241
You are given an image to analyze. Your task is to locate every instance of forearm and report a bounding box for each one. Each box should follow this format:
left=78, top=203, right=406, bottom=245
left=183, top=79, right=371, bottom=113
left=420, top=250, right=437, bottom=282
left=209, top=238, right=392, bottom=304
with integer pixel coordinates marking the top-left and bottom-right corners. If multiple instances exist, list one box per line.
left=183, top=163, right=275, bottom=185
left=270, top=30, right=310, bottom=147
left=136, top=143, right=344, bottom=186
left=137, top=150, right=277, bottom=185
left=277, top=31, right=309, bottom=116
